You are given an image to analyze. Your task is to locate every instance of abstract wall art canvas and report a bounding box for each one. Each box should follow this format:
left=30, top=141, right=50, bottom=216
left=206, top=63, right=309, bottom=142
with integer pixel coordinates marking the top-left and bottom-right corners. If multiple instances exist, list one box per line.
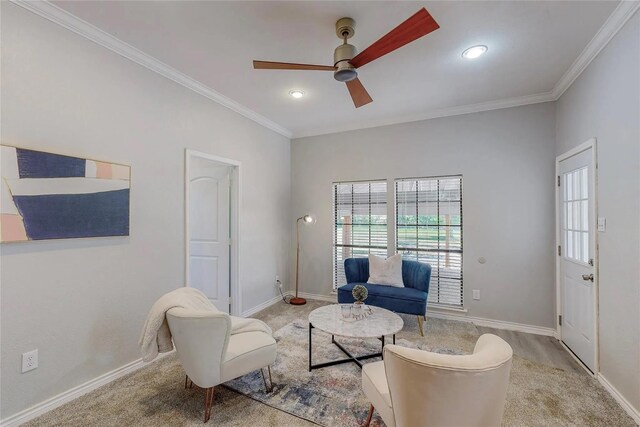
left=1, top=145, right=130, bottom=242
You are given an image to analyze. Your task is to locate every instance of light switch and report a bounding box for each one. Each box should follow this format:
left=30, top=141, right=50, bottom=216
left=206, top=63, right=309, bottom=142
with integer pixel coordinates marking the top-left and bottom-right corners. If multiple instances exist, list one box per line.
left=597, top=217, right=606, bottom=232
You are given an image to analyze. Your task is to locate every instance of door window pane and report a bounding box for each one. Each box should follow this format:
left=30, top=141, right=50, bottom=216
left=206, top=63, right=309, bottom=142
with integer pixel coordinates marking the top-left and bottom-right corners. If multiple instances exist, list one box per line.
left=562, top=167, right=589, bottom=264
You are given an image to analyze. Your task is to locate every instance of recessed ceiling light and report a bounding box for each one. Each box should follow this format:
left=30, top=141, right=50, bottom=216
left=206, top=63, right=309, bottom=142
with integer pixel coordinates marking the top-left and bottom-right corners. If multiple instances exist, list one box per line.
left=462, top=45, right=488, bottom=59
left=289, top=90, right=305, bottom=98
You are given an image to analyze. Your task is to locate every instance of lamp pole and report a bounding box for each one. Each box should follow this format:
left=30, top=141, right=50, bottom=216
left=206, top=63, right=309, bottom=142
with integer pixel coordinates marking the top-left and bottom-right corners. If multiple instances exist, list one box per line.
left=291, top=215, right=312, bottom=305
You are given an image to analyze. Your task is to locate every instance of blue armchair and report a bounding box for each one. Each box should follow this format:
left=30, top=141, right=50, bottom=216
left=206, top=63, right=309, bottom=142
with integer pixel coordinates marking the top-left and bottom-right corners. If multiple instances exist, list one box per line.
left=337, top=257, right=432, bottom=335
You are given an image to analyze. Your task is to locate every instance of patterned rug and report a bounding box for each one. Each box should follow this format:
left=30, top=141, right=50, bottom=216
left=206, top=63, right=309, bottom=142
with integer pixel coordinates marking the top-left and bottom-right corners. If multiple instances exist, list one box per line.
left=22, top=313, right=637, bottom=426
left=225, top=321, right=463, bottom=426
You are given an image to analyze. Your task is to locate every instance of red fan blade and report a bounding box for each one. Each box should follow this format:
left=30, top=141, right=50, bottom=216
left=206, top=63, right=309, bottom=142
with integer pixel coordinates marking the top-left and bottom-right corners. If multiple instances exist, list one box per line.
left=346, top=78, right=373, bottom=108
left=350, top=8, right=439, bottom=69
left=253, top=60, right=335, bottom=71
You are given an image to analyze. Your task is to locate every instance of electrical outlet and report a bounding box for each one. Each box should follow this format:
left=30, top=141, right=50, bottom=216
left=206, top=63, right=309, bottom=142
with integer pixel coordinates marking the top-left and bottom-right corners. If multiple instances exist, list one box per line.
left=472, top=290, right=480, bottom=300
left=275, top=275, right=282, bottom=289
left=22, top=349, right=38, bottom=373
left=597, top=217, right=606, bottom=232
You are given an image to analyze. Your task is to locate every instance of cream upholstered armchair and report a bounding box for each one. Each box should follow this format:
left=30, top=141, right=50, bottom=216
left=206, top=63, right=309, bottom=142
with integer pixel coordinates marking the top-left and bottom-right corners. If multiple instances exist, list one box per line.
left=166, top=308, right=277, bottom=422
left=362, top=334, right=513, bottom=427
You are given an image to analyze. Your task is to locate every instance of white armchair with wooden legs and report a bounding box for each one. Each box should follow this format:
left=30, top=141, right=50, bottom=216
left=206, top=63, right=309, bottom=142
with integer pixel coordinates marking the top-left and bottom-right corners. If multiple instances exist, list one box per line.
left=362, top=334, right=513, bottom=427
left=166, top=307, right=277, bottom=423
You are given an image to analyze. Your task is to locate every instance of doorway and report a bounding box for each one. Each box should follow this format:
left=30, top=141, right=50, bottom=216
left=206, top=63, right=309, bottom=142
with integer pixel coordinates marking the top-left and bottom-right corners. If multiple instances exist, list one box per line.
left=556, top=138, right=598, bottom=373
left=185, top=149, right=240, bottom=314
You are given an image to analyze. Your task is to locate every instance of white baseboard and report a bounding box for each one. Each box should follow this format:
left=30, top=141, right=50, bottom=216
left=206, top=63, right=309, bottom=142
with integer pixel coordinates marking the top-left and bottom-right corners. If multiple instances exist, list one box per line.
left=1, top=292, right=286, bottom=426
left=241, top=294, right=284, bottom=317
left=240, top=292, right=336, bottom=318
left=426, top=309, right=557, bottom=337
left=0, top=352, right=172, bottom=427
left=294, top=291, right=338, bottom=303
left=597, top=374, right=640, bottom=425
left=288, top=293, right=555, bottom=337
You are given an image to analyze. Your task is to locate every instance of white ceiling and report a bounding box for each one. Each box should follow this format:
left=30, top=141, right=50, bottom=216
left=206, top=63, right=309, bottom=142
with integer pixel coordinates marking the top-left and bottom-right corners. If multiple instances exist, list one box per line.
left=52, top=1, right=618, bottom=138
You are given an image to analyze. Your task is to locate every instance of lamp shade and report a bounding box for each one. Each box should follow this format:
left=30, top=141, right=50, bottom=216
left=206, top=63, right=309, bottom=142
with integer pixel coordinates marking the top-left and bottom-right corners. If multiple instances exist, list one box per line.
left=301, top=214, right=316, bottom=225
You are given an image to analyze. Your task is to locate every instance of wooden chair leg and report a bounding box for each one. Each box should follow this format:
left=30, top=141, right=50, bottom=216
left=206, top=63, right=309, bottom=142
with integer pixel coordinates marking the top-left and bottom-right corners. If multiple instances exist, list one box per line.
left=261, top=366, right=274, bottom=392
left=184, top=375, right=193, bottom=389
left=417, top=315, right=424, bottom=336
left=363, top=404, right=374, bottom=427
left=204, top=387, right=215, bottom=423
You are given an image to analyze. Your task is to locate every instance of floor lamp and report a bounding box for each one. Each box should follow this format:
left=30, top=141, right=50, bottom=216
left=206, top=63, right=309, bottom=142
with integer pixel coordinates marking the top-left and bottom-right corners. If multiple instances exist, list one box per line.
left=291, top=214, right=315, bottom=305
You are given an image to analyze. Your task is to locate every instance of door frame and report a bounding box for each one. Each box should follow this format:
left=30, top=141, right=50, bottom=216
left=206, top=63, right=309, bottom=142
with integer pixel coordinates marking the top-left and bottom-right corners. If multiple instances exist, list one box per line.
left=555, top=137, right=599, bottom=375
left=185, top=149, right=241, bottom=316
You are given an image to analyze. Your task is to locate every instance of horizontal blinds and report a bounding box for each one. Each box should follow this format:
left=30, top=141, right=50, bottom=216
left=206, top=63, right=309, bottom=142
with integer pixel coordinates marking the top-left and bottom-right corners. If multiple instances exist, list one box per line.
left=333, top=181, right=388, bottom=290
left=395, top=176, right=463, bottom=307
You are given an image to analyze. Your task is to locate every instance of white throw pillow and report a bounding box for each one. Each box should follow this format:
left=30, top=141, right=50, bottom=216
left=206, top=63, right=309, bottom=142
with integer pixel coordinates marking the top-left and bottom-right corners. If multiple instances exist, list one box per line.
left=367, top=254, right=404, bottom=287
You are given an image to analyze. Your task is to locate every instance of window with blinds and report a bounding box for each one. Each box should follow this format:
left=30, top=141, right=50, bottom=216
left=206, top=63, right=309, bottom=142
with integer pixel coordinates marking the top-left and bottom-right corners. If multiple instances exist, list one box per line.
left=395, top=176, right=463, bottom=307
left=333, top=181, right=388, bottom=290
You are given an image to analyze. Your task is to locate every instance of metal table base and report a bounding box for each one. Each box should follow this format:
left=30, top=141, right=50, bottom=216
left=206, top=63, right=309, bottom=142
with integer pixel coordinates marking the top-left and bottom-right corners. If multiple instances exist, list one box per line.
left=308, top=323, right=396, bottom=371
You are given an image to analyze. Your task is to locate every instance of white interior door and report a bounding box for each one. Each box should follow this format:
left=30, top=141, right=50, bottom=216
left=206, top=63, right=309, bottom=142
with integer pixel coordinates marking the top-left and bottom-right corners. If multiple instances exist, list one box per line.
left=188, top=156, right=231, bottom=313
left=559, top=147, right=595, bottom=372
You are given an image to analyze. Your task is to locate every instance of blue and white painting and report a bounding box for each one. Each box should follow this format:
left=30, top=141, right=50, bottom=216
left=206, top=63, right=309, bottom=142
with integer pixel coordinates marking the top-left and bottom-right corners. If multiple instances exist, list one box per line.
left=1, top=145, right=130, bottom=242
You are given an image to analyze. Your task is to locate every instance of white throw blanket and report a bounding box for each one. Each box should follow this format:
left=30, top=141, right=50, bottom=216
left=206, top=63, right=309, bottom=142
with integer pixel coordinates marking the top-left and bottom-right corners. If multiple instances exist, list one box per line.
left=139, top=287, right=272, bottom=362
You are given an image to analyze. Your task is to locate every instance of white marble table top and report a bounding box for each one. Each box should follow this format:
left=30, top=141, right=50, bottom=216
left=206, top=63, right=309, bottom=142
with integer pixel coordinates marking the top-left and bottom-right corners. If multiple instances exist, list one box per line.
left=308, top=304, right=403, bottom=338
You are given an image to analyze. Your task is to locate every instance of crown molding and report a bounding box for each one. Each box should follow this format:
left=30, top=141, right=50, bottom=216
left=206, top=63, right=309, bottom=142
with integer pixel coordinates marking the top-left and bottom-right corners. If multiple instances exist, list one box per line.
left=552, top=0, right=640, bottom=99
left=293, top=91, right=555, bottom=139
left=295, top=1, right=640, bottom=139
left=10, top=0, right=293, bottom=139
left=11, top=0, right=638, bottom=141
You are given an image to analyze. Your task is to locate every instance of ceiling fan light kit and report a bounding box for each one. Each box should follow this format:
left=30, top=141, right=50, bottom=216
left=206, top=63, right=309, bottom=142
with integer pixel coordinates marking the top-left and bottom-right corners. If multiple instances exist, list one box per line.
left=253, top=8, right=439, bottom=108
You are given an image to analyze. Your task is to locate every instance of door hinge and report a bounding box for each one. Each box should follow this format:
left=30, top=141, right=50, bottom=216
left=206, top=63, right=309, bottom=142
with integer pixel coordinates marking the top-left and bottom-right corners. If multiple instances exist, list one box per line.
left=557, top=176, right=560, bottom=187
left=558, top=245, right=561, bottom=256
left=558, top=315, right=562, bottom=326
left=228, top=238, right=232, bottom=246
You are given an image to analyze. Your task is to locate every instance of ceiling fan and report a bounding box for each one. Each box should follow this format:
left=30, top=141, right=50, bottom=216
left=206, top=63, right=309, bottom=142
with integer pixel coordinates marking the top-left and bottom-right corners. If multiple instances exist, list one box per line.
left=253, top=8, right=439, bottom=108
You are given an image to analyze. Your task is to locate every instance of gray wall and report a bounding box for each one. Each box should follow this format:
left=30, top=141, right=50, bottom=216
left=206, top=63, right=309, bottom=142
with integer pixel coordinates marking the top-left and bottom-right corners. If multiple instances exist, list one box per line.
left=556, top=11, right=640, bottom=415
left=292, top=102, right=557, bottom=329
left=1, top=4, right=290, bottom=418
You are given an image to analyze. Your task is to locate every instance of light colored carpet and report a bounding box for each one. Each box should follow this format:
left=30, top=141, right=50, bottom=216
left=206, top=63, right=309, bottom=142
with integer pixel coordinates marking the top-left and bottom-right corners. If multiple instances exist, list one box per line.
left=25, top=300, right=635, bottom=426
left=227, top=321, right=465, bottom=426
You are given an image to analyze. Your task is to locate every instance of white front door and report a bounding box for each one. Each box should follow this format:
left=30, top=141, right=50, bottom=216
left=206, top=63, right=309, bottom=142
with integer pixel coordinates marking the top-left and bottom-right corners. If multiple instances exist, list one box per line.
left=559, top=147, right=596, bottom=372
left=187, top=156, right=231, bottom=313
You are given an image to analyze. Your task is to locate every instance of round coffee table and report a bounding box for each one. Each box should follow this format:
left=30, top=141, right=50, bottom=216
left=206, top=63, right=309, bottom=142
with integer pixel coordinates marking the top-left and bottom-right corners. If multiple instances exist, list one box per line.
left=308, top=304, right=403, bottom=371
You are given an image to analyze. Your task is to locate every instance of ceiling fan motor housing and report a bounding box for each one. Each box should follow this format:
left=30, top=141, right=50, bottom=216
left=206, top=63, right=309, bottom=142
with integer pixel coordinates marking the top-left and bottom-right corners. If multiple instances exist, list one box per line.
left=334, top=43, right=357, bottom=82
left=334, top=17, right=358, bottom=82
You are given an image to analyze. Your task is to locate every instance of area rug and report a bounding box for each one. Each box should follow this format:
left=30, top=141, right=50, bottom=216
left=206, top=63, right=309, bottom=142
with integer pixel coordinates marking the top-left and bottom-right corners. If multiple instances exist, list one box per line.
left=23, top=318, right=636, bottom=427
left=226, top=321, right=458, bottom=426
left=226, top=321, right=636, bottom=427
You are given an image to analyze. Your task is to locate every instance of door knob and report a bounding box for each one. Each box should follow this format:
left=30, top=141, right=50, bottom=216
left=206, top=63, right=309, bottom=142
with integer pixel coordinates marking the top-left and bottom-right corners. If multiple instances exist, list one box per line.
left=582, top=273, right=594, bottom=282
